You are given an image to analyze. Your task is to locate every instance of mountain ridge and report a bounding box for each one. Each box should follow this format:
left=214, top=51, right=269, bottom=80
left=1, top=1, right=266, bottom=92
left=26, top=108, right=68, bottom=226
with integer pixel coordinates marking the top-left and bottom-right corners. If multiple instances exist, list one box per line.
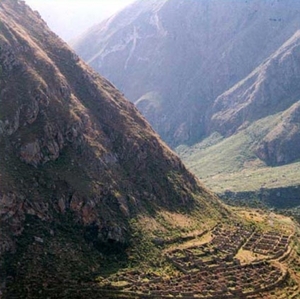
left=210, top=29, right=300, bottom=165
left=0, top=0, right=230, bottom=296
left=0, top=0, right=218, bottom=240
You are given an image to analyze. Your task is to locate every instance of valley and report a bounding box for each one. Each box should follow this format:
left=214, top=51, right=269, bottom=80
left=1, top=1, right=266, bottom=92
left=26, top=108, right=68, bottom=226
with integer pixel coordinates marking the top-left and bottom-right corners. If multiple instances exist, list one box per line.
left=0, top=0, right=300, bottom=298
left=177, top=128, right=300, bottom=208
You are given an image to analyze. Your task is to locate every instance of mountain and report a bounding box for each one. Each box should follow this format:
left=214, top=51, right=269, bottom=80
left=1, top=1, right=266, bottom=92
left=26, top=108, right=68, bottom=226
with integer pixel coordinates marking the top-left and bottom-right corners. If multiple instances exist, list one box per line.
left=0, top=0, right=229, bottom=297
left=72, top=0, right=300, bottom=147
left=72, top=0, right=300, bottom=205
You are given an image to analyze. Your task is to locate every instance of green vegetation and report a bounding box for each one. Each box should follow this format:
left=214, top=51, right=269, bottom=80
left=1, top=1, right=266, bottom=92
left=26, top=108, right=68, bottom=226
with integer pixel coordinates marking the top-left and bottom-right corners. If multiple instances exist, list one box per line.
left=127, top=218, right=165, bottom=269
left=177, top=113, right=300, bottom=194
left=204, top=162, right=300, bottom=193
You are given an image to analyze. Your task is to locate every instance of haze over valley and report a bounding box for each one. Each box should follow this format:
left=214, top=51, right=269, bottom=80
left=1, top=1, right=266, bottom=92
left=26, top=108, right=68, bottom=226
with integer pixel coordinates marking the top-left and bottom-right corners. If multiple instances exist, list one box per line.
left=24, top=0, right=136, bottom=40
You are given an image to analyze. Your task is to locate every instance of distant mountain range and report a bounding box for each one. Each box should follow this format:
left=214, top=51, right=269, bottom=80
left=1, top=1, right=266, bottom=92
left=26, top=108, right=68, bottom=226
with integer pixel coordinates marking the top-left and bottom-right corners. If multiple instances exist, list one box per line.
left=0, top=0, right=228, bottom=296
left=72, top=0, right=300, bottom=204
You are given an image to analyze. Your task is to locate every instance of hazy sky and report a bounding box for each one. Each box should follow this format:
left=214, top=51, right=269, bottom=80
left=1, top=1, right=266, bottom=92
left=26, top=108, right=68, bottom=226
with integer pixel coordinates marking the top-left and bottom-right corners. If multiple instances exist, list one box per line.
left=25, top=0, right=136, bottom=41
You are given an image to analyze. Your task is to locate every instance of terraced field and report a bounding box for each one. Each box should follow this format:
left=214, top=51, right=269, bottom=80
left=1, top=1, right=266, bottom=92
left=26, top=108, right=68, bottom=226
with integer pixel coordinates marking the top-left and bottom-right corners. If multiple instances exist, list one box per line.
left=93, top=211, right=300, bottom=299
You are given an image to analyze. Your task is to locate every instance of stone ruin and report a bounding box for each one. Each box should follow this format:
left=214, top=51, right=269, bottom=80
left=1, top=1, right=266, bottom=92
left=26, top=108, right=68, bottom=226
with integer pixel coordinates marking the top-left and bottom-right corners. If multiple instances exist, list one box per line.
left=98, top=224, right=291, bottom=298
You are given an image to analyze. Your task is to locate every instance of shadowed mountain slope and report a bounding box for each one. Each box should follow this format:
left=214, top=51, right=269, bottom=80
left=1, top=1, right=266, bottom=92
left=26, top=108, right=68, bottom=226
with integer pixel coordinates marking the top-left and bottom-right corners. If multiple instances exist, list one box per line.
left=0, top=0, right=229, bottom=297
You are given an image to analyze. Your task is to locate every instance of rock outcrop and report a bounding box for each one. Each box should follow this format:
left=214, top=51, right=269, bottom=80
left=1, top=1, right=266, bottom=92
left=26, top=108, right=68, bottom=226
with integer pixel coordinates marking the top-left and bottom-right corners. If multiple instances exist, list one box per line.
left=255, top=102, right=300, bottom=165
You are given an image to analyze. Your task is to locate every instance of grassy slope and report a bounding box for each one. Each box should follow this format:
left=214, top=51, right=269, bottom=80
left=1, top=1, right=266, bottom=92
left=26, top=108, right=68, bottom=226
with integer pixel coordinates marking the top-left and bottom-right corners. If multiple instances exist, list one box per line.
left=177, top=112, right=300, bottom=193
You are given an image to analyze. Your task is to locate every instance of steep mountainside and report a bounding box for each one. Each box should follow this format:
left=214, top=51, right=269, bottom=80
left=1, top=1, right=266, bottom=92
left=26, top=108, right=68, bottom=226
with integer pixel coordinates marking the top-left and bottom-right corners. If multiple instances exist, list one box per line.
left=0, top=0, right=229, bottom=297
left=72, top=0, right=300, bottom=147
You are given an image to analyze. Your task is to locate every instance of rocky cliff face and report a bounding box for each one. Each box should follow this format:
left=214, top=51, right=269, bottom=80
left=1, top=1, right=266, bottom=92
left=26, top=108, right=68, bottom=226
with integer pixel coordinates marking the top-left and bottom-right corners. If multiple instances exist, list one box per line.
left=0, top=0, right=228, bottom=297
left=72, top=0, right=300, bottom=148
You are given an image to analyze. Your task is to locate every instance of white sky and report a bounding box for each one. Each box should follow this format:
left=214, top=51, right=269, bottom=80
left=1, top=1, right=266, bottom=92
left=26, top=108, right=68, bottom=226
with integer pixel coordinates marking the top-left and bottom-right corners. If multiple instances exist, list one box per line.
left=25, top=0, right=136, bottom=41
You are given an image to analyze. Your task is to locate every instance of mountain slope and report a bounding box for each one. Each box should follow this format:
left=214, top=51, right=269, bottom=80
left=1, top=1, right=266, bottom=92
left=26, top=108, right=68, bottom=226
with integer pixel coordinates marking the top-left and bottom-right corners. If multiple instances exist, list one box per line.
left=178, top=32, right=300, bottom=203
left=0, top=0, right=229, bottom=297
left=209, top=30, right=300, bottom=165
left=72, top=0, right=300, bottom=147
